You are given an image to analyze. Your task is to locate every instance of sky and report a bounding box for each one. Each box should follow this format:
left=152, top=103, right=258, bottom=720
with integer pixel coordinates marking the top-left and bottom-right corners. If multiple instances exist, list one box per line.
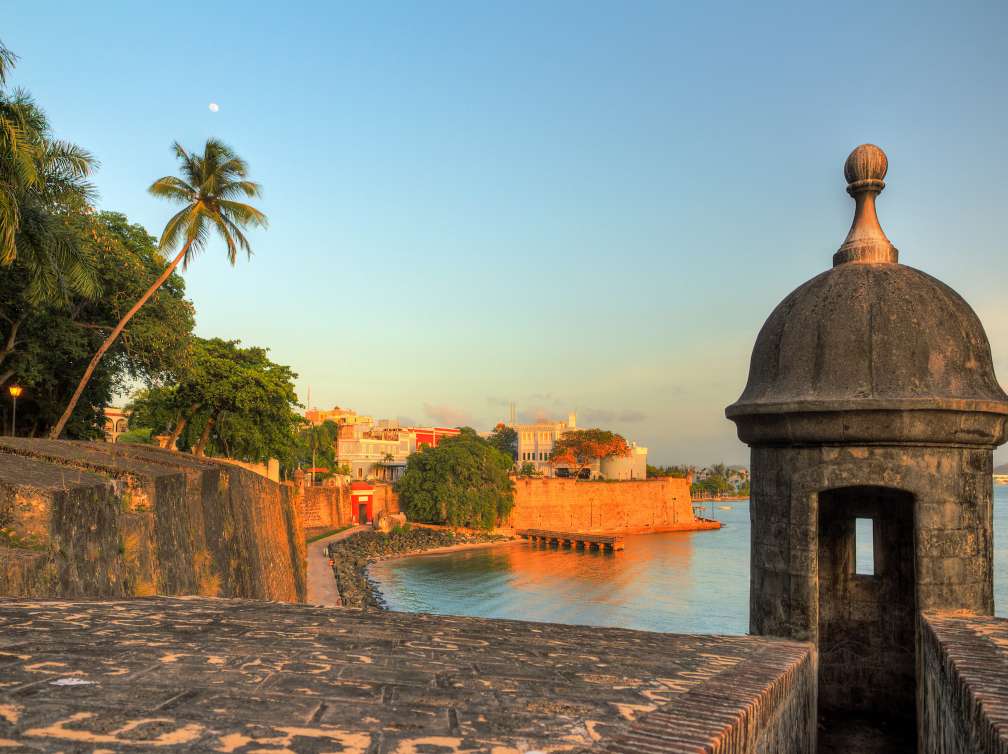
left=6, top=1, right=1008, bottom=465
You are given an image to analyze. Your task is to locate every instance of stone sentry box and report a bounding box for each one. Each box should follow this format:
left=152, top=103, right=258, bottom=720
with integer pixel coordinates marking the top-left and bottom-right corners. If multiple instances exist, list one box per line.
left=726, top=145, right=1008, bottom=747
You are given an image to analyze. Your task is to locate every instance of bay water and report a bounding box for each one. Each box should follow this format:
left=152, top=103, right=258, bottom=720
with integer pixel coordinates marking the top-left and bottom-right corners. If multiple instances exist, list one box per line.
left=369, top=486, right=1008, bottom=633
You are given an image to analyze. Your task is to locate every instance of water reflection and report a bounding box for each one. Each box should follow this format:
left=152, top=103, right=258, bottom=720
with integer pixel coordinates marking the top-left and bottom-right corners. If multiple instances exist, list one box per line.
left=370, top=490, right=1008, bottom=634
left=370, top=502, right=748, bottom=633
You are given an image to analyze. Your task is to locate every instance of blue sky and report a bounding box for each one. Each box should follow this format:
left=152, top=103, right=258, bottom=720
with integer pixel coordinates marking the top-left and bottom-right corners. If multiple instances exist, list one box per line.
left=6, top=1, right=1008, bottom=465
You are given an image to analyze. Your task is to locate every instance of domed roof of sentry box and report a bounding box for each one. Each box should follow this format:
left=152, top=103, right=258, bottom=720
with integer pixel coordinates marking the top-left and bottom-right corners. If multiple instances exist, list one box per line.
left=726, top=145, right=1008, bottom=447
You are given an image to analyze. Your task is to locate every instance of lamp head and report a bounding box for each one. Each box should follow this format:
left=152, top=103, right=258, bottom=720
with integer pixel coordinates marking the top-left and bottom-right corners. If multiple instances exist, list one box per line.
left=8, top=385, right=22, bottom=398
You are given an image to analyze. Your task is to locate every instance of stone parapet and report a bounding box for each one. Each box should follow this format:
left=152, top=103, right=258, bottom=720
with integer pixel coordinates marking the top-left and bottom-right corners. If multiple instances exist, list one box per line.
left=0, top=439, right=305, bottom=602
left=920, top=613, right=1008, bottom=753
left=0, top=597, right=814, bottom=753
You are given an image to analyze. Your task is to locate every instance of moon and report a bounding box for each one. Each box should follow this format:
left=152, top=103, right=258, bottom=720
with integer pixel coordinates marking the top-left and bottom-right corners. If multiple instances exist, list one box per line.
left=208, top=102, right=220, bottom=112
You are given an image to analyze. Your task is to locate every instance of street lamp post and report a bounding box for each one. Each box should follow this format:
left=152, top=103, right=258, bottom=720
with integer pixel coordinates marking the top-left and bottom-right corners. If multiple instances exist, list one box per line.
left=8, top=385, right=22, bottom=437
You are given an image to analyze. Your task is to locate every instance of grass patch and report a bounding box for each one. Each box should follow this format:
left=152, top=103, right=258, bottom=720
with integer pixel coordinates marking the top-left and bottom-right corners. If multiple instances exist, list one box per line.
left=306, top=525, right=353, bottom=544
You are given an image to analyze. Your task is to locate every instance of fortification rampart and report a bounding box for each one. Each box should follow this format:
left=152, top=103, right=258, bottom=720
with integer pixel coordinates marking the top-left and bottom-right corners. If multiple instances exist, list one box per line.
left=297, top=476, right=710, bottom=535
left=0, top=439, right=305, bottom=602
left=506, top=476, right=706, bottom=533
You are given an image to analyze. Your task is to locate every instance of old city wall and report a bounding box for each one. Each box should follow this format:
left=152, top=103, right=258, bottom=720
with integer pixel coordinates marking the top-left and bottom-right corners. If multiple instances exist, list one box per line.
left=0, top=439, right=306, bottom=602
left=298, top=478, right=700, bottom=535
left=298, top=483, right=400, bottom=531
left=506, top=476, right=699, bottom=533
left=920, top=613, right=1008, bottom=753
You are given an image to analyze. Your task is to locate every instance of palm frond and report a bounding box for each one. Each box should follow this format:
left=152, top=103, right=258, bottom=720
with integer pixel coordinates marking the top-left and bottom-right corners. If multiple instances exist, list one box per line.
left=0, top=40, right=16, bottom=86
left=149, top=175, right=196, bottom=203
left=158, top=205, right=196, bottom=252
left=150, top=138, right=266, bottom=263
left=218, top=200, right=267, bottom=228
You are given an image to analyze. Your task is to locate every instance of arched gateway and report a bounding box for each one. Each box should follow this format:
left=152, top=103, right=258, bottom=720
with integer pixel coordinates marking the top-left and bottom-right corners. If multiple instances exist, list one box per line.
left=726, top=145, right=1008, bottom=749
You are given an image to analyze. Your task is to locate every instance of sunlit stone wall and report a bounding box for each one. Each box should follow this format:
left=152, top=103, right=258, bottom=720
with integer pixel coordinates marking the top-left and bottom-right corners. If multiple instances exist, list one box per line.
left=0, top=439, right=306, bottom=601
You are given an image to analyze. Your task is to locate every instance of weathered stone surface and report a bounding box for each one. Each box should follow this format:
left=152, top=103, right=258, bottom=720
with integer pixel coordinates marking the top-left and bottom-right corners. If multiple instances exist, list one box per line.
left=0, top=440, right=306, bottom=602
left=0, top=597, right=814, bottom=753
left=920, top=613, right=1008, bottom=753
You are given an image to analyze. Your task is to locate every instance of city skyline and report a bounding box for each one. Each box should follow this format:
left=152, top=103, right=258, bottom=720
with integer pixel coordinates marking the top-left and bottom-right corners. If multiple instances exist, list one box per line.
left=7, top=1, right=1008, bottom=465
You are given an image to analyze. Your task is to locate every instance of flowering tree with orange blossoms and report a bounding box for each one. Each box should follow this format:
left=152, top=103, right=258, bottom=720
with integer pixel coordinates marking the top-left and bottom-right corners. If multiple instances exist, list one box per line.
left=549, top=429, right=631, bottom=479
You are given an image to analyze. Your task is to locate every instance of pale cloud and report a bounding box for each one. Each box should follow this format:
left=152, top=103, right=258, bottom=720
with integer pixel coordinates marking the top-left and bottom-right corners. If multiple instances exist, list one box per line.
left=423, top=403, right=473, bottom=428
left=517, top=407, right=558, bottom=424
left=581, top=408, right=647, bottom=424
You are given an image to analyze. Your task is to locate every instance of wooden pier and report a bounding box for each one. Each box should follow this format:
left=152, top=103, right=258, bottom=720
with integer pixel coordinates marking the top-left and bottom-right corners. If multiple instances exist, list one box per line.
left=516, top=529, right=625, bottom=552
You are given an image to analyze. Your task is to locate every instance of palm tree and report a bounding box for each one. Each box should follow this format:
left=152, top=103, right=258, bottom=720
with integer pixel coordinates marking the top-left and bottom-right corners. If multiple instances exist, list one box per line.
left=49, top=139, right=266, bottom=438
left=0, top=40, right=96, bottom=297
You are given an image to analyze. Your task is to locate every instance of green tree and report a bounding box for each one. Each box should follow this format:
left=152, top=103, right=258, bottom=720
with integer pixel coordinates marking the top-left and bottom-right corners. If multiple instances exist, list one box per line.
left=284, top=420, right=340, bottom=479
left=646, top=464, right=690, bottom=478
left=396, top=428, right=514, bottom=529
left=128, top=337, right=301, bottom=463
left=51, top=139, right=266, bottom=438
left=0, top=41, right=97, bottom=300
left=1, top=211, right=193, bottom=437
left=518, top=461, right=537, bottom=477
left=487, top=423, right=518, bottom=460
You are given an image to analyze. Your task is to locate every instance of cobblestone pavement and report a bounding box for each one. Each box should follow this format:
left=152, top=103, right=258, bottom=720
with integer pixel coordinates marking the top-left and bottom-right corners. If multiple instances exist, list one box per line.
left=0, top=597, right=811, bottom=753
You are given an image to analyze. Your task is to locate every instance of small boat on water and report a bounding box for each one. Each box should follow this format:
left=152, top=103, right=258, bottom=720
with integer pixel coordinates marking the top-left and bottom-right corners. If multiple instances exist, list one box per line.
left=717, top=505, right=732, bottom=511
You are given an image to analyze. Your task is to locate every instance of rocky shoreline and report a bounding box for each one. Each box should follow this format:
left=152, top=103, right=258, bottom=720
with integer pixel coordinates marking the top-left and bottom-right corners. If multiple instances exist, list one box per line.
left=326, top=527, right=509, bottom=608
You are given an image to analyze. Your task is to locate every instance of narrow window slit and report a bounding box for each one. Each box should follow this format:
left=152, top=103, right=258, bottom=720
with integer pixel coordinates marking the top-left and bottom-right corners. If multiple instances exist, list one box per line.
left=855, top=517, right=875, bottom=575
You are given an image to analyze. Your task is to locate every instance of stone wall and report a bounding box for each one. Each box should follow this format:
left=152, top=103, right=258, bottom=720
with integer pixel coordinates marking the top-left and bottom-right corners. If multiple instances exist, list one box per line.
left=297, top=482, right=399, bottom=530
left=298, top=477, right=704, bottom=535
left=0, top=439, right=306, bottom=602
left=920, top=613, right=1008, bottom=754
left=506, top=477, right=700, bottom=533
left=748, top=444, right=994, bottom=727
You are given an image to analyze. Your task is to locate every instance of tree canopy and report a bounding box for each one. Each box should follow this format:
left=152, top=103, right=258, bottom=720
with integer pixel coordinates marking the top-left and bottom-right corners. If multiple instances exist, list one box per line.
left=647, top=464, right=691, bottom=478
left=126, top=337, right=301, bottom=463
left=487, top=423, right=517, bottom=460
left=285, top=420, right=348, bottom=479
left=396, top=428, right=514, bottom=530
left=549, top=428, right=630, bottom=476
left=0, top=211, right=194, bottom=437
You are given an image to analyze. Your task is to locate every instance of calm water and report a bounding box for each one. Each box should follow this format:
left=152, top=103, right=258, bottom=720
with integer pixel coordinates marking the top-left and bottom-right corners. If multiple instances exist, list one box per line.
left=370, top=487, right=1008, bottom=633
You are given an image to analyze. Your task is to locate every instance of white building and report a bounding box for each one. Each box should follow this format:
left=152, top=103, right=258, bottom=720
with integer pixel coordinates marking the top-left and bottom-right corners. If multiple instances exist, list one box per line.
left=513, top=411, right=648, bottom=479
left=325, top=411, right=463, bottom=482
left=515, top=413, right=577, bottom=476
left=336, top=420, right=416, bottom=482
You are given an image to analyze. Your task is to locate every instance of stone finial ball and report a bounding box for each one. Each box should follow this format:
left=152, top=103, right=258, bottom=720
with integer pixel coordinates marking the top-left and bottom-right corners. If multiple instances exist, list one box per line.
left=844, top=144, right=888, bottom=186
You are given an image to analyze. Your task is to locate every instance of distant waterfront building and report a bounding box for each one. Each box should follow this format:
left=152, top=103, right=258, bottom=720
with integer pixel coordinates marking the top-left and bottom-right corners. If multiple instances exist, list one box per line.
left=102, top=407, right=129, bottom=443
left=599, top=443, right=648, bottom=480
left=512, top=411, right=647, bottom=479
left=514, top=413, right=577, bottom=476
left=305, top=405, right=373, bottom=429
left=312, top=406, right=461, bottom=481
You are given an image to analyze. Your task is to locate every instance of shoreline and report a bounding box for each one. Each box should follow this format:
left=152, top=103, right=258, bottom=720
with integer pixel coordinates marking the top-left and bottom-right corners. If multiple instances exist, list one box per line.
left=326, top=528, right=513, bottom=609
left=336, top=515, right=729, bottom=609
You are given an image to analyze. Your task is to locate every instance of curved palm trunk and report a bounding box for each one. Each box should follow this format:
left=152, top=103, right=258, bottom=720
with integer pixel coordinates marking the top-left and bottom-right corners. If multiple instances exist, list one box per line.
left=49, top=239, right=194, bottom=439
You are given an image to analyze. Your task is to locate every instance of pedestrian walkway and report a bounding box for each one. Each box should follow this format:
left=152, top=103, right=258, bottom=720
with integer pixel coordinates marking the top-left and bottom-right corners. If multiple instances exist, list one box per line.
left=306, top=525, right=366, bottom=605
